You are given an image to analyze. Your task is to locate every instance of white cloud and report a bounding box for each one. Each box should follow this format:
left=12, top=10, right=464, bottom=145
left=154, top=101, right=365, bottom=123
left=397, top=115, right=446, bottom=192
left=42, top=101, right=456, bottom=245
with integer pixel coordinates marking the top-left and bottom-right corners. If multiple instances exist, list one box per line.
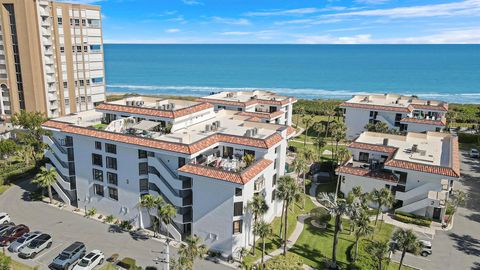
left=166, top=15, right=187, bottom=24
left=182, top=0, right=203, bottom=6
left=211, top=16, right=251, bottom=25
left=355, top=0, right=390, bottom=4
left=245, top=8, right=321, bottom=17
left=296, top=27, right=480, bottom=44
left=220, top=31, right=252, bottom=36
left=165, top=28, right=181, bottom=33
left=330, top=0, right=480, bottom=18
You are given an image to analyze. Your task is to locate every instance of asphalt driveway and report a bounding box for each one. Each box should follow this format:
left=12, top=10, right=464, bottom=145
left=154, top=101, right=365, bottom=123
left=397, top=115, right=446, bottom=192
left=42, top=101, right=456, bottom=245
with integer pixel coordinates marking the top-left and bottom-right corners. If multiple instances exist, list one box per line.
left=0, top=180, right=230, bottom=270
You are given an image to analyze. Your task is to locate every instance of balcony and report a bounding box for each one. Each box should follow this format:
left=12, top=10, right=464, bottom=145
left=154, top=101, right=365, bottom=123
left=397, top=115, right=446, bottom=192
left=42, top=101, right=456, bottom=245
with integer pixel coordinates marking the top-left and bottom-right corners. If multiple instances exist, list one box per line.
left=191, top=150, right=252, bottom=173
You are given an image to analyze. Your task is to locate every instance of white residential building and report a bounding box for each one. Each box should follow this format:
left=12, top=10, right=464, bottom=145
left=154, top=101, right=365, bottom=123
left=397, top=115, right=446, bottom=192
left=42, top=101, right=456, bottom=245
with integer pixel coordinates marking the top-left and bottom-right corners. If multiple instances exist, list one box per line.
left=197, top=91, right=297, bottom=126
left=42, top=95, right=296, bottom=257
left=340, top=94, right=448, bottom=140
left=338, top=131, right=460, bottom=221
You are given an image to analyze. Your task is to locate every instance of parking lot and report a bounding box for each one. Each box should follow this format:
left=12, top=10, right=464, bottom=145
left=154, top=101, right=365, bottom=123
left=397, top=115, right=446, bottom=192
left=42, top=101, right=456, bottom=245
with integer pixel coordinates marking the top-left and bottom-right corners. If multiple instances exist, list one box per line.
left=0, top=180, right=231, bottom=270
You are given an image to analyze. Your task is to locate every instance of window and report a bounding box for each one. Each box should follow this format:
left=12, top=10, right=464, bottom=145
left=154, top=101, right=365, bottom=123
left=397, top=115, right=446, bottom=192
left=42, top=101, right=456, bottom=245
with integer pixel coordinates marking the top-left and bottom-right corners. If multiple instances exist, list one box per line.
left=81, top=19, right=86, bottom=26
left=218, top=105, right=226, bottom=110
left=271, top=189, right=276, bottom=202
left=57, top=17, right=63, bottom=25
left=139, top=162, right=148, bottom=175
left=74, top=19, right=80, bottom=26
left=178, top=157, right=186, bottom=168
left=94, top=184, right=104, bottom=196
left=95, top=141, right=102, bottom=150
left=106, top=157, right=117, bottom=170
left=358, top=152, right=369, bottom=162
left=108, top=187, right=118, bottom=200
left=60, top=46, right=65, bottom=53
left=79, top=79, right=84, bottom=86
left=65, top=99, right=69, bottom=106
left=233, top=202, right=243, bottom=216
left=235, top=188, right=242, bottom=196
left=138, top=150, right=147, bottom=159
left=105, top=143, right=116, bottom=154
left=76, top=46, right=82, bottom=52
left=91, top=77, right=103, bottom=85
left=272, top=173, right=277, bottom=186
left=83, top=46, right=88, bottom=52
left=139, top=179, right=149, bottom=192
left=63, top=82, right=68, bottom=88
left=107, top=172, right=118, bottom=185
left=92, top=169, right=103, bottom=182
left=92, top=153, right=102, bottom=166
left=233, top=220, right=242, bottom=234
left=237, top=108, right=243, bottom=112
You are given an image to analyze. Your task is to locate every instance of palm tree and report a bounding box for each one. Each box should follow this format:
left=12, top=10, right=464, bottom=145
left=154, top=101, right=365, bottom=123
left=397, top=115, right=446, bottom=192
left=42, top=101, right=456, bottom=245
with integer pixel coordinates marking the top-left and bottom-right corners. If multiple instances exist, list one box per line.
left=353, top=211, right=374, bottom=261
left=32, top=166, right=57, bottom=204
left=254, top=220, right=271, bottom=267
left=313, top=131, right=326, bottom=157
left=157, top=202, right=177, bottom=237
left=302, top=115, right=314, bottom=148
left=364, top=122, right=389, bottom=133
left=139, top=194, right=163, bottom=237
left=295, top=107, right=304, bottom=128
left=330, top=122, right=346, bottom=163
left=277, top=176, right=302, bottom=255
left=366, top=240, right=391, bottom=270
left=369, top=188, right=394, bottom=225
left=323, top=108, right=336, bottom=141
left=318, top=192, right=350, bottom=266
left=178, top=235, right=208, bottom=270
left=392, top=229, right=420, bottom=270
left=247, top=194, right=269, bottom=255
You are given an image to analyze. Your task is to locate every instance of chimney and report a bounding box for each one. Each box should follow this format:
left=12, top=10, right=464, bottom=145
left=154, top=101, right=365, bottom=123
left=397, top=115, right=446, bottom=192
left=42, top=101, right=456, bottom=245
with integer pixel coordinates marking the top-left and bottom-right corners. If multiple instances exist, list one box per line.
left=383, top=138, right=389, bottom=146
left=412, top=144, right=418, bottom=153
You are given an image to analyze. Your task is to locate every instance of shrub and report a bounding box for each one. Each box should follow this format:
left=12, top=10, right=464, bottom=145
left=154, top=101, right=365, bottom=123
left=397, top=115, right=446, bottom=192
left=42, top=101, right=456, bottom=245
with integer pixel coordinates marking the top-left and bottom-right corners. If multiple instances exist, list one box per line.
left=265, top=253, right=303, bottom=270
left=107, top=253, right=119, bottom=263
left=393, top=213, right=432, bottom=227
left=85, top=208, right=97, bottom=218
left=446, top=201, right=455, bottom=215
left=458, top=132, right=480, bottom=144
left=117, top=257, right=137, bottom=269
left=104, top=215, right=116, bottom=223
left=310, top=207, right=332, bottom=224
left=119, top=220, right=133, bottom=231
left=394, top=211, right=432, bottom=221
left=145, top=267, right=157, bottom=270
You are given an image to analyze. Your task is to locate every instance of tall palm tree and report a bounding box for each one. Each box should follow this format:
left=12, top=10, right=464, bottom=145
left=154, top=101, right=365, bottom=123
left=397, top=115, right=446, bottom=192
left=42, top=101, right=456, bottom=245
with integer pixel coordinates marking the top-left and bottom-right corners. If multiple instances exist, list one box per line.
left=254, top=220, right=271, bottom=268
left=353, top=211, right=374, bottom=261
left=295, top=107, right=304, bottom=128
left=369, top=188, right=394, bottom=225
left=139, top=194, right=163, bottom=237
left=330, top=122, right=346, bottom=163
left=247, top=194, right=269, bottom=255
left=318, top=192, right=350, bottom=266
left=277, top=176, right=302, bottom=255
left=33, top=166, right=57, bottom=204
left=178, top=235, right=208, bottom=270
left=392, top=229, right=420, bottom=270
left=302, top=115, right=314, bottom=148
left=323, top=108, right=336, bottom=141
left=157, top=202, right=177, bottom=237
left=366, top=240, right=391, bottom=270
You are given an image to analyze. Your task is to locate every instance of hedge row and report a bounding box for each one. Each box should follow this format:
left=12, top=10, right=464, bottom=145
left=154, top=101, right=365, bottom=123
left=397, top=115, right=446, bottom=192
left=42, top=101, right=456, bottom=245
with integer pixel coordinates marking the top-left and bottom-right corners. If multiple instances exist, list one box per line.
left=458, top=133, right=480, bottom=144
left=394, top=211, right=433, bottom=221
left=393, top=212, right=432, bottom=227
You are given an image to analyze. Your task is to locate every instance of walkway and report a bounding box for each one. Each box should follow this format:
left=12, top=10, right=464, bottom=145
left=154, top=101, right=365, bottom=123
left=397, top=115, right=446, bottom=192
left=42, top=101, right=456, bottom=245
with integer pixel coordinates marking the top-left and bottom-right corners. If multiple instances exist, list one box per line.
left=383, top=213, right=436, bottom=239
left=254, top=215, right=308, bottom=265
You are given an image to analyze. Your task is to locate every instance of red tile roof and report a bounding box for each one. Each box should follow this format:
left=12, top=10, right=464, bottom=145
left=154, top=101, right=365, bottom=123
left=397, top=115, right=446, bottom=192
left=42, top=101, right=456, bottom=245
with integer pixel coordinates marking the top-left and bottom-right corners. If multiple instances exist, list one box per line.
left=95, top=102, right=213, bottom=119
left=349, top=142, right=398, bottom=155
left=197, top=96, right=296, bottom=107
left=178, top=159, right=273, bottom=184
left=42, top=120, right=283, bottom=155
left=287, top=126, right=296, bottom=137
left=384, top=159, right=459, bottom=178
left=339, top=102, right=412, bottom=113
left=411, top=103, right=448, bottom=111
left=337, top=166, right=399, bottom=183
left=400, top=117, right=446, bottom=126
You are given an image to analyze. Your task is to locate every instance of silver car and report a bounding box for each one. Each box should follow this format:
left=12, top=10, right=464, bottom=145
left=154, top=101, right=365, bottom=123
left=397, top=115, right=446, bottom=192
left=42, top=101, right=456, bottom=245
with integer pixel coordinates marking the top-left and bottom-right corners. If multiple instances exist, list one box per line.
left=8, top=231, right=42, bottom=253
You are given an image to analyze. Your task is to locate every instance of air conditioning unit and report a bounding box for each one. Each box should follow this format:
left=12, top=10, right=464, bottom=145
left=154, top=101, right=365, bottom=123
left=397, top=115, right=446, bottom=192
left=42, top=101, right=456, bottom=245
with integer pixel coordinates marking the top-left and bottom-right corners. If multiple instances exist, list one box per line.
left=412, top=144, right=418, bottom=153
left=245, top=129, right=252, bottom=137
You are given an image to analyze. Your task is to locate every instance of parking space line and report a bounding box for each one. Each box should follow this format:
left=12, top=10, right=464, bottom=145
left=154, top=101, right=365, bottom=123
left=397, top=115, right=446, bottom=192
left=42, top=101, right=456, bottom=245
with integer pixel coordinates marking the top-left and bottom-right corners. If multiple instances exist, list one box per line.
left=33, top=242, right=65, bottom=261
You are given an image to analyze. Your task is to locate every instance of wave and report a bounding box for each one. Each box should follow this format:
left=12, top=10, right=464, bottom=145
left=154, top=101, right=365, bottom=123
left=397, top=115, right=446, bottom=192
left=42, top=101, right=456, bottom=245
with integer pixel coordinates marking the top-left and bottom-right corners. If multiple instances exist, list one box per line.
left=106, top=84, right=480, bottom=103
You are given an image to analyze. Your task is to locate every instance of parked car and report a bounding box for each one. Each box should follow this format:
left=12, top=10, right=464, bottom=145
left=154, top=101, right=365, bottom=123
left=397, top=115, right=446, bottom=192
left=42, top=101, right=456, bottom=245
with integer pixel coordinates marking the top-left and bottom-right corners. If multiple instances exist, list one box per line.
left=18, top=233, right=53, bottom=259
left=49, top=241, right=86, bottom=270
left=8, top=231, right=42, bottom=253
left=418, top=240, right=433, bottom=257
left=0, top=224, right=15, bottom=235
left=0, top=224, right=29, bottom=246
left=0, top=213, right=10, bottom=224
left=72, top=250, right=105, bottom=270
left=470, top=148, right=479, bottom=158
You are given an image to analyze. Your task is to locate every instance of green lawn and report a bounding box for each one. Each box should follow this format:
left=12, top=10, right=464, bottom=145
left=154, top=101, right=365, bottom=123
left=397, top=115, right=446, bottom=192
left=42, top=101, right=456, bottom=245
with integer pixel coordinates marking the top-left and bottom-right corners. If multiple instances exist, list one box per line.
left=243, top=194, right=316, bottom=267
left=290, top=219, right=412, bottom=270
left=10, top=259, right=36, bottom=270
left=0, top=184, right=10, bottom=195
left=99, top=263, right=118, bottom=270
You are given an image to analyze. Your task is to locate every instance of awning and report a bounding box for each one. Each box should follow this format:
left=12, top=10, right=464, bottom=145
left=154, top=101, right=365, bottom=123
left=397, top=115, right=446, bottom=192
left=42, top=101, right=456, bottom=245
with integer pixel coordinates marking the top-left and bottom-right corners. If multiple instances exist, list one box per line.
left=132, top=120, right=160, bottom=131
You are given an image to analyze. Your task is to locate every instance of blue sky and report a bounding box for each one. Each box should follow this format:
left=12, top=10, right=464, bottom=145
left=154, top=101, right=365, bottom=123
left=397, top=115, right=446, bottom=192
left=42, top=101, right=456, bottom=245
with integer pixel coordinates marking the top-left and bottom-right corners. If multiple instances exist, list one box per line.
left=70, top=0, right=480, bottom=44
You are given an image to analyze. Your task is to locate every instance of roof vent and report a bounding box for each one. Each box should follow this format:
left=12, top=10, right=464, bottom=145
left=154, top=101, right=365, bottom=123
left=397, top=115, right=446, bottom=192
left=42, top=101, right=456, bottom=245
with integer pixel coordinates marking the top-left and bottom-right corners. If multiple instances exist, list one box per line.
left=412, top=144, right=418, bottom=153
left=383, top=138, right=389, bottom=146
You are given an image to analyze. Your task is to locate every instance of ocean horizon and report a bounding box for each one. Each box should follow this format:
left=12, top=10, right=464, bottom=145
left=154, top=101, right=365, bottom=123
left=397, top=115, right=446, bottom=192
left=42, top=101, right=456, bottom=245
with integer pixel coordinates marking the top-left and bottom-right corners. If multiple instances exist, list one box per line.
left=104, top=44, right=480, bottom=103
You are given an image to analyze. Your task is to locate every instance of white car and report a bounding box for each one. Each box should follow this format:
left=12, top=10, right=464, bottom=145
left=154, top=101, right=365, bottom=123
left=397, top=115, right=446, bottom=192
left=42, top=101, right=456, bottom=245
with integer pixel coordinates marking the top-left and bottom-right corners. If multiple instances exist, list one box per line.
left=0, top=213, right=10, bottom=224
left=18, top=233, right=52, bottom=259
left=470, top=148, right=479, bottom=158
left=8, top=231, right=42, bottom=253
left=73, top=250, right=105, bottom=270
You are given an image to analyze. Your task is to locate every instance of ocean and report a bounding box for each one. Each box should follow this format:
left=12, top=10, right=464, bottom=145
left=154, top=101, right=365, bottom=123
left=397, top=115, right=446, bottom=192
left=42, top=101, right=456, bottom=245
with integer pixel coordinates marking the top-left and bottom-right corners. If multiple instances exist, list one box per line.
left=104, top=44, right=480, bottom=103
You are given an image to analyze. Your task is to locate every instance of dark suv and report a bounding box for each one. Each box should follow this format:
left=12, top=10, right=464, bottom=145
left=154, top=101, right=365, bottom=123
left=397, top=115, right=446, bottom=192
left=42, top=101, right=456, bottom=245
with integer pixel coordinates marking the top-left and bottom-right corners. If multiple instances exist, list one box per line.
left=49, top=242, right=86, bottom=270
